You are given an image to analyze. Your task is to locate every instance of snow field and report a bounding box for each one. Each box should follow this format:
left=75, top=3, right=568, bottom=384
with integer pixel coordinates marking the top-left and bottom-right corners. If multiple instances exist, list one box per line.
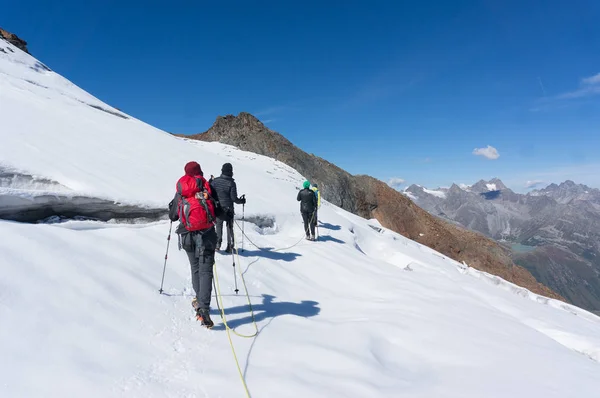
left=1, top=36, right=600, bottom=398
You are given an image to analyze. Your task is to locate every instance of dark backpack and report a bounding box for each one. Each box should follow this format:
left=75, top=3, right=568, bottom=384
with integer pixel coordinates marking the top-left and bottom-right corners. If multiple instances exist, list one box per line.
left=208, top=181, right=224, bottom=218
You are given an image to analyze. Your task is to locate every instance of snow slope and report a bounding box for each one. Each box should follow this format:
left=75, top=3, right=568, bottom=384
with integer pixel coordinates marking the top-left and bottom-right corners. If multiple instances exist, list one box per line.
left=2, top=38, right=600, bottom=398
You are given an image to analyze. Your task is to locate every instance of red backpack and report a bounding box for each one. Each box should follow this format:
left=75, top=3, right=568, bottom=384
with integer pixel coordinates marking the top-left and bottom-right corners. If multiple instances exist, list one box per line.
left=175, top=175, right=216, bottom=231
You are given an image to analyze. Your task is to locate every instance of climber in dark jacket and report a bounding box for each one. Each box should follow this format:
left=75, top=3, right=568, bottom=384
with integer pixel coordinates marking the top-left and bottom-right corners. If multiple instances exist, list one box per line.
left=210, top=163, right=246, bottom=252
left=297, top=180, right=317, bottom=240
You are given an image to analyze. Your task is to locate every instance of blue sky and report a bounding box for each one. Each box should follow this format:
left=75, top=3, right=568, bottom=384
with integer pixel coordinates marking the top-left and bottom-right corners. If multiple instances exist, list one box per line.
left=4, top=0, right=600, bottom=191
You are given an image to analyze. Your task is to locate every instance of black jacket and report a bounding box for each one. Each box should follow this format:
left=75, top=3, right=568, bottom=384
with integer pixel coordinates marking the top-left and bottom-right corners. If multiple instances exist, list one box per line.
left=297, top=188, right=317, bottom=213
left=211, top=174, right=243, bottom=212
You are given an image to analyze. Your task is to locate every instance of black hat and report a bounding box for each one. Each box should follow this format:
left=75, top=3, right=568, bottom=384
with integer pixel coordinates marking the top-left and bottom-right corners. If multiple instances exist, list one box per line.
left=222, top=163, right=233, bottom=177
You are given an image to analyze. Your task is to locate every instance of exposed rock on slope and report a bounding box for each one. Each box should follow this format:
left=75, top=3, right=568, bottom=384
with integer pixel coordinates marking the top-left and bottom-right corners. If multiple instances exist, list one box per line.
left=183, top=113, right=562, bottom=301
left=0, top=28, right=29, bottom=54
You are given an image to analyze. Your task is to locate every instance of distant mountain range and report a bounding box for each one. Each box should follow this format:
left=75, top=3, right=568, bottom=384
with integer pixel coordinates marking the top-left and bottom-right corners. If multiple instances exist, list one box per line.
left=404, top=179, right=600, bottom=314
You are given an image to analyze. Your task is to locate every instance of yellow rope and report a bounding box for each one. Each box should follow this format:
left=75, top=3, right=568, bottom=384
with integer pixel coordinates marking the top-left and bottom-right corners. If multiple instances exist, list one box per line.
left=213, top=254, right=258, bottom=339
left=212, top=209, right=316, bottom=397
left=235, top=210, right=317, bottom=253
left=211, top=221, right=260, bottom=398
left=213, top=262, right=254, bottom=398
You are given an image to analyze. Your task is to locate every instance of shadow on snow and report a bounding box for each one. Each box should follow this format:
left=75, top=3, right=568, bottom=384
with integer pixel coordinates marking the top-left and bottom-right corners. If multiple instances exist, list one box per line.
left=237, top=247, right=301, bottom=262
left=318, top=221, right=342, bottom=231
left=211, top=294, right=320, bottom=330
left=316, top=235, right=345, bottom=244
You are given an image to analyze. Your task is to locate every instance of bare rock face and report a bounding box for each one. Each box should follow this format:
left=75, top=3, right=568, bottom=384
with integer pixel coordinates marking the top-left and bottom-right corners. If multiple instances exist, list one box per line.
left=0, top=28, right=29, bottom=54
left=185, top=112, right=563, bottom=301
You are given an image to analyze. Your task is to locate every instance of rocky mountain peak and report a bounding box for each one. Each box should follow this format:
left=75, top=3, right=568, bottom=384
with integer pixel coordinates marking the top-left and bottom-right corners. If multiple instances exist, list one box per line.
left=208, top=112, right=267, bottom=137
left=448, top=183, right=464, bottom=193
left=187, top=112, right=354, bottom=208
left=405, top=184, right=424, bottom=193
left=0, top=27, right=29, bottom=54
left=469, top=180, right=487, bottom=192
left=489, top=178, right=508, bottom=190
left=470, top=178, right=506, bottom=193
left=532, top=180, right=600, bottom=204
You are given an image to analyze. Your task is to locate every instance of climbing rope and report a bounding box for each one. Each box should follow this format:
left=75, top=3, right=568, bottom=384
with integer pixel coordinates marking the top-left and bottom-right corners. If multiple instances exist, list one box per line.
left=211, top=262, right=255, bottom=398
left=233, top=211, right=317, bottom=253
left=210, top=210, right=317, bottom=397
left=210, top=226, right=259, bottom=398
left=213, top=254, right=258, bottom=338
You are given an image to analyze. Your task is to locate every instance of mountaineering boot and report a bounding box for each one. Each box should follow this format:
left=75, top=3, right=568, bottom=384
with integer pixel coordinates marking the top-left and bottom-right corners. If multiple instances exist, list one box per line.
left=196, top=308, right=214, bottom=328
left=216, top=240, right=222, bottom=251
left=191, top=297, right=201, bottom=310
left=305, top=235, right=311, bottom=240
left=225, top=245, right=233, bottom=254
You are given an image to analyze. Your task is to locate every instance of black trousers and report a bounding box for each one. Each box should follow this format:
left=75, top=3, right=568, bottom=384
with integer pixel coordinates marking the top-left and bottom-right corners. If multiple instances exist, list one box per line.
left=216, top=214, right=234, bottom=248
left=184, top=227, right=217, bottom=310
left=302, top=211, right=316, bottom=237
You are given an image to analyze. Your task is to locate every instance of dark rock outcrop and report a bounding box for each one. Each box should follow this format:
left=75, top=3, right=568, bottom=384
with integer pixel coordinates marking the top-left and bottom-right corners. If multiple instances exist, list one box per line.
left=0, top=27, right=29, bottom=54
left=183, top=112, right=563, bottom=301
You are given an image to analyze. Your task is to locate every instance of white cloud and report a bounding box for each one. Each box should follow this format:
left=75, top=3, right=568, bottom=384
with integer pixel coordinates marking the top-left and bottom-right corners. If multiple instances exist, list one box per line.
left=531, top=72, right=600, bottom=112
left=525, top=180, right=545, bottom=189
left=557, top=72, right=600, bottom=99
left=506, top=164, right=600, bottom=193
left=582, top=72, right=600, bottom=85
left=472, top=145, right=500, bottom=160
left=387, top=177, right=405, bottom=189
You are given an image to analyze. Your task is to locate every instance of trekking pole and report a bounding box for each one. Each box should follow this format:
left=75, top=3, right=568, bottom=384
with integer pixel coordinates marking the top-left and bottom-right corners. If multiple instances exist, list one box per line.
left=232, top=258, right=240, bottom=295
left=159, top=221, right=173, bottom=294
left=316, top=207, right=320, bottom=239
left=232, top=228, right=239, bottom=295
left=241, top=195, right=245, bottom=253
